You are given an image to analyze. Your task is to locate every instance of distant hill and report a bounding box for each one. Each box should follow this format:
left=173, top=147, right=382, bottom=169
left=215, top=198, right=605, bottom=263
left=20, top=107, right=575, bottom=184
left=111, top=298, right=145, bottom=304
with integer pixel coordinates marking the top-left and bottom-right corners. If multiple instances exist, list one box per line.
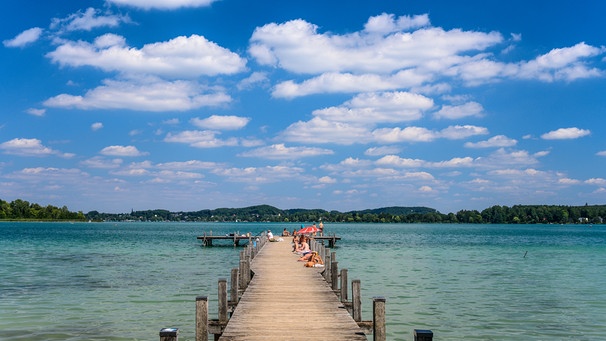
left=349, top=206, right=437, bottom=215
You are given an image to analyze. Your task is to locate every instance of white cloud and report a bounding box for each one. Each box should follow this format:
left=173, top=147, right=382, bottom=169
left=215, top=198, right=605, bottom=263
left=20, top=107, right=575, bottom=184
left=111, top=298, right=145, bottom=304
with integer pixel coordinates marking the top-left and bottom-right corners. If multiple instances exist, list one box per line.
left=597, top=151, right=606, bottom=157
left=164, top=130, right=239, bottom=148
left=25, top=108, right=46, bottom=116
left=464, top=135, right=517, bottom=148
left=541, top=127, right=590, bottom=140
left=434, top=101, right=484, bottom=119
left=81, top=156, right=123, bottom=169
left=238, top=72, right=269, bottom=90
left=0, top=138, right=71, bottom=157
left=239, top=143, right=334, bottom=160
left=107, top=0, right=218, bottom=10
left=47, top=34, right=246, bottom=78
left=3, top=27, right=43, bottom=47
left=585, top=178, right=606, bottom=186
left=91, top=122, right=104, bottom=131
left=100, top=145, right=147, bottom=157
left=44, top=78, right=231, bottom=111
left=191, top=115, right=251, bottom=130
left=250, top=19, right=502, bottom=74
left=365, top=146, right=401, bottom=156
left=50, top=7, right=130, bottom=33
left=281, top=117, right=373, bottom=145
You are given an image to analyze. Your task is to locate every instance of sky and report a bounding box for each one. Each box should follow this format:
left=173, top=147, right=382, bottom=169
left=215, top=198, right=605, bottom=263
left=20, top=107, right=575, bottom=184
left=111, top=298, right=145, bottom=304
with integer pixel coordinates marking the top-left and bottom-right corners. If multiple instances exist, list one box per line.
left=1, top=0, right=605, bottom=214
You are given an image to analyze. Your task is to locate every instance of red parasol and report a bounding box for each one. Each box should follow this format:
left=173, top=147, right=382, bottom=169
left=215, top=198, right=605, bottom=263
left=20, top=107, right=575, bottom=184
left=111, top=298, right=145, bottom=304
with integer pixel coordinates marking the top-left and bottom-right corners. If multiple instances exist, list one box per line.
left=297, top=225, right=320, bottom=234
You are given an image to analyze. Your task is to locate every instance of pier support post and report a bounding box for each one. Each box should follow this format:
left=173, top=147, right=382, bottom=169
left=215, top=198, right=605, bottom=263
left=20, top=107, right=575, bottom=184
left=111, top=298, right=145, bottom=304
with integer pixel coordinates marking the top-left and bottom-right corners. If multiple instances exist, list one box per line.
left=340, top=269, right=348, bottom=302
left=414, top=329, right=433, bottom=341
left=230, top=268, right=239, bottom=305
left=331, top=261, right=339, bottom=291
left=160, top=328, right=179, bottom=341
left=218, top=279, right=228, bottom=324
left=195, top=296, right=208, bottom=341
left=373, top=296, right=386, bottom=341
left=352, top=279, right=362, bottom=322
left=324, top=249, right=331, bottom=282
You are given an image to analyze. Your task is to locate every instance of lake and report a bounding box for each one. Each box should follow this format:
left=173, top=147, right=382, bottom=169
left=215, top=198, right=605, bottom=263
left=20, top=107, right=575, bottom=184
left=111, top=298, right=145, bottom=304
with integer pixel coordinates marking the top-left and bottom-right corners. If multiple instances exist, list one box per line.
left=1, top=222, right=605, bottom=340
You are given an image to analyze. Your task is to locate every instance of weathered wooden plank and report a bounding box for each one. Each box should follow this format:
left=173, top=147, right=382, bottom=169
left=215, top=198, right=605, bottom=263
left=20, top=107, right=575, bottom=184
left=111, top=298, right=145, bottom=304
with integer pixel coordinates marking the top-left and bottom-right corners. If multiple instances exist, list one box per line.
left=218, top=240, right=367, bottom=341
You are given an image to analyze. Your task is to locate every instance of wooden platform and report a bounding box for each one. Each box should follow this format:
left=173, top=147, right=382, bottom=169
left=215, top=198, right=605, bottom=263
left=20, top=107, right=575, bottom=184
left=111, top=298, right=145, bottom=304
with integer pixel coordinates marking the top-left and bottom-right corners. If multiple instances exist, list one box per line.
left=197, top=234, right=253, bottom=246
left=218, top=240, right=367, bottom=340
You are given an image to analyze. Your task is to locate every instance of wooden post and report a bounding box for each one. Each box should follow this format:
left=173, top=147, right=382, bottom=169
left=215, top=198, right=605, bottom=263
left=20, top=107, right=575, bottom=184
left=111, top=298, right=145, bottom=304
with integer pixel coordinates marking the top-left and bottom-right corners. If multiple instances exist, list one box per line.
left=352, top=279, right=361, bottom=322
left=195, top=296, right=208, bottom=341
left=414, top=329, right=433, bottom=341
left=373, top=296, right=386, bottom=341
left=218, top=278, right=228, bottom=324
left=239, top=257, right=247, bottom=290
left=331, top=261, right=339, bottom=291
left=230, top=268, right=239, bottom=304
left=340, top=269, right=348, bottom=302
left=324, top=251, right=332, bottom=282
left=160, top=328, right=178, bottom=341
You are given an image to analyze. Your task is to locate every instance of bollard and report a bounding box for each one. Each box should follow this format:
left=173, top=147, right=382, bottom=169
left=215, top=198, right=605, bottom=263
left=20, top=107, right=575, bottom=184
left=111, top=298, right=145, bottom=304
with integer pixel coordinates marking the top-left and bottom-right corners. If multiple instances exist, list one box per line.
left=414, top=329, right=433, bottom=341
left=218, top=278, right=228, bottom=324
left=195, top=296, right=208, bottom=341
left=160, top=327, right=178, bottom=341
left=373, top=297, right=386, bottom=341
left=340, top=269, right=348, bottom=302
left=352, top=279, right=361, bottom=322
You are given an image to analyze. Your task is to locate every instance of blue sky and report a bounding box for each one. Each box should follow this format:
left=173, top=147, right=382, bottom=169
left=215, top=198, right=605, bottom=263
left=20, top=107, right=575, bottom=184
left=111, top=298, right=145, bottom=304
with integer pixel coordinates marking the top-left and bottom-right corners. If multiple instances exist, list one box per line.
left=1, top=0, right=605, bottom=214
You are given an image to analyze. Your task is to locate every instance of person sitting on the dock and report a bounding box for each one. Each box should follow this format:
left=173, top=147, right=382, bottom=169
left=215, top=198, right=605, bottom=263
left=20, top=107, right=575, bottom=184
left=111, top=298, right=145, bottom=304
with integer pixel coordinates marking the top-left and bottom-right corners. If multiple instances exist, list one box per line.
left=304, top=251, right=324, bottom=267
left=267, top=230, right=275, bottom=242
left=292, top=233, right=300, bottom=252
left=295, top=236, right=310, bottom=255
left=282, top=228, right=290, bottom=236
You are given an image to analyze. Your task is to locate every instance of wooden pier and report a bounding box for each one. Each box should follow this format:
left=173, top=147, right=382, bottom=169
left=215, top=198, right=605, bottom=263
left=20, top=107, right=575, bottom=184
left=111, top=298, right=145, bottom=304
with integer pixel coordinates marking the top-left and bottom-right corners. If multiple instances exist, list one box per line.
left=218, top=240, right=366, bottom=340
left=161, top=233, right=433, bottom=340
left=197, top=233, right=254, bottom=247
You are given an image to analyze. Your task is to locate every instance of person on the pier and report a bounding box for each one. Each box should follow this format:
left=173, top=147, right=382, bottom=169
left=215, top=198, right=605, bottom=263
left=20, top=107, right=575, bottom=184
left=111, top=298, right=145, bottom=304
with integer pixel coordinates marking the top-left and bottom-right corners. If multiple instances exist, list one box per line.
left=301, top=251, right=324, bottom=267
left=267, top=229, right=275, bottom=242
left=281, top=228, right=290, bottom=236
left=295, top=235, right=310, bottom=255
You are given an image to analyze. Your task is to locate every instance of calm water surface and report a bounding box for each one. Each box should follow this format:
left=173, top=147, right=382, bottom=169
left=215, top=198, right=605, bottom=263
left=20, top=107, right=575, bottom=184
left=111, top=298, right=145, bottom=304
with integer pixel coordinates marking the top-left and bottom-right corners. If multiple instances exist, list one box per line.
left=1, top=222, right=605, bottom=340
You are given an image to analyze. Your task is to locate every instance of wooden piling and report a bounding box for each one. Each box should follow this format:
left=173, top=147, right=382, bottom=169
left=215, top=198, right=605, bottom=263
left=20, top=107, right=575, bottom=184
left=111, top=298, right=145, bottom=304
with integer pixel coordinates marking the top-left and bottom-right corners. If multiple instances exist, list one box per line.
left=373, top=296, right=386, bottom=341
left=229, top=268, right=239, bottom=306
left=340, top=269, right=348, bottom=302
left=352, top=279, right=362, bottom=322
left=195, top=296, right=208, bottom=341
left=218, top=279, right=228, bottom=324
left=331, top=261, right=339, bottom=291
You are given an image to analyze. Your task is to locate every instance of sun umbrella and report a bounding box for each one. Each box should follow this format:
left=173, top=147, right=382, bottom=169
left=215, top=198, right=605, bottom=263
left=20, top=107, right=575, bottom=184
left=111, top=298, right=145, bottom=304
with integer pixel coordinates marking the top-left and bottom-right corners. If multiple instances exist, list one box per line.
left=297, top=225, right=320, bottom=234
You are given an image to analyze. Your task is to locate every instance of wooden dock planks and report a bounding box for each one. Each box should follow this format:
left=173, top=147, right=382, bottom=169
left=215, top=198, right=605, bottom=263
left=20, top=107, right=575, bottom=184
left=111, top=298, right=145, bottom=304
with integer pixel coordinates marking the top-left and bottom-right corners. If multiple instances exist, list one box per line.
left=219, top=240, right=367, bottom=341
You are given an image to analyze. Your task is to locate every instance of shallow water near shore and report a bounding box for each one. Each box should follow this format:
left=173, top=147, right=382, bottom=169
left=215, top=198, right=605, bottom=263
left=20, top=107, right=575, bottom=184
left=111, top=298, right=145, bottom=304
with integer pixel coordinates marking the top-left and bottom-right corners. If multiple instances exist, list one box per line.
left=1, top=222, right=605, bottom=340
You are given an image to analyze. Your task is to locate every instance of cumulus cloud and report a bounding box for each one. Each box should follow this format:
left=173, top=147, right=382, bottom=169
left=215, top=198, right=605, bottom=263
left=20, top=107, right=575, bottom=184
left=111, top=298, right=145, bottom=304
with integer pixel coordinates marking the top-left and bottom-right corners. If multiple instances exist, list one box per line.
left=464, top=135, right=517, bottom=148
left=541, top=127, right=590, bottom=140
left=164, top=130, right=239, bottom=148
left=50, top=7, right=130, bottom=33
left=434, top=101, right=484, bottom=119
left=3, top=27, right=43, bottom=47
left=191, top=115, right=251, bottom=130
left=597, top=151, right=606, bottom=157
left=44, top=78, right=231, bottom=111
left=25, top=108, right=46, bottom=117
left=100, top=145, right=148, bottom=156
left=239, top=143, right=334, bottom=160
left=47, top=34, right=246, bottom=78
left=0, top=138, right=72, bottom=157
left=91, top=122, right=104, bottom=131
left=107, top=0, right=218, bottom=10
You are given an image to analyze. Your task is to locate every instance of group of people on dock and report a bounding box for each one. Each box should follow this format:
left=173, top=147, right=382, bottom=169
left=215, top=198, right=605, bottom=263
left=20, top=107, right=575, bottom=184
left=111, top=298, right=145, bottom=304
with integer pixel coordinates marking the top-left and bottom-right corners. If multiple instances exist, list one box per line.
left=291, top=233, right=324, bottom=268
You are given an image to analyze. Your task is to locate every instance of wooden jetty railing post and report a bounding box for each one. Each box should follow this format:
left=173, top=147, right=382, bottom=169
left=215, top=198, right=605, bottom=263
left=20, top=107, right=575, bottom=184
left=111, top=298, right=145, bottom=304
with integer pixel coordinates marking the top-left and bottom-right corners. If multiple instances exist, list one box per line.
left=331, top=261, right=339, bottom=291
left=218, top=279, right=228, bottom=324
left=160, top=328, right=179, bottom=341
left=230, top=268, right=239, bottom=306
left=414, top=329, right=433, bottom=341
left=324, top=250, right=332, bottom=282
left=195, top=296, right=208, bottom=341
left=352, top=279, right=362, bottom=322
left=373, top=296, right=386, bottom=341
left=340, top=268, right=348, bottom=302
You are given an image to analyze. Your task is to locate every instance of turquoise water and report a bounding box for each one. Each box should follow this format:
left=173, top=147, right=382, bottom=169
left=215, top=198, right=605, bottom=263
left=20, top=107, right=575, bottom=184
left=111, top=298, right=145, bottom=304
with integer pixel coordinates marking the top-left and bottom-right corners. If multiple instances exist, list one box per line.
left=1, top=222, right=605, bottom=340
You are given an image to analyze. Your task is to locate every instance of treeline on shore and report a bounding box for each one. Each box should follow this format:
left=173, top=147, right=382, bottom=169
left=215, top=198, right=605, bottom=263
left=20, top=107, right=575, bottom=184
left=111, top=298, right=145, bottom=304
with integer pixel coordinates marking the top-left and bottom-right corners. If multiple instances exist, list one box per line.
left=1, top=198, right=604, bottom=224
left=88, top=203, right=605, bottom=224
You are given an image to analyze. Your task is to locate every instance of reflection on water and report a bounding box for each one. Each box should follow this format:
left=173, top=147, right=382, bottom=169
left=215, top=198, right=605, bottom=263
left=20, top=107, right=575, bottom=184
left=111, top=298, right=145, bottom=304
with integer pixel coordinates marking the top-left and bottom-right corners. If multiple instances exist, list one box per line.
left=1, top=222, right=605, bottom=340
